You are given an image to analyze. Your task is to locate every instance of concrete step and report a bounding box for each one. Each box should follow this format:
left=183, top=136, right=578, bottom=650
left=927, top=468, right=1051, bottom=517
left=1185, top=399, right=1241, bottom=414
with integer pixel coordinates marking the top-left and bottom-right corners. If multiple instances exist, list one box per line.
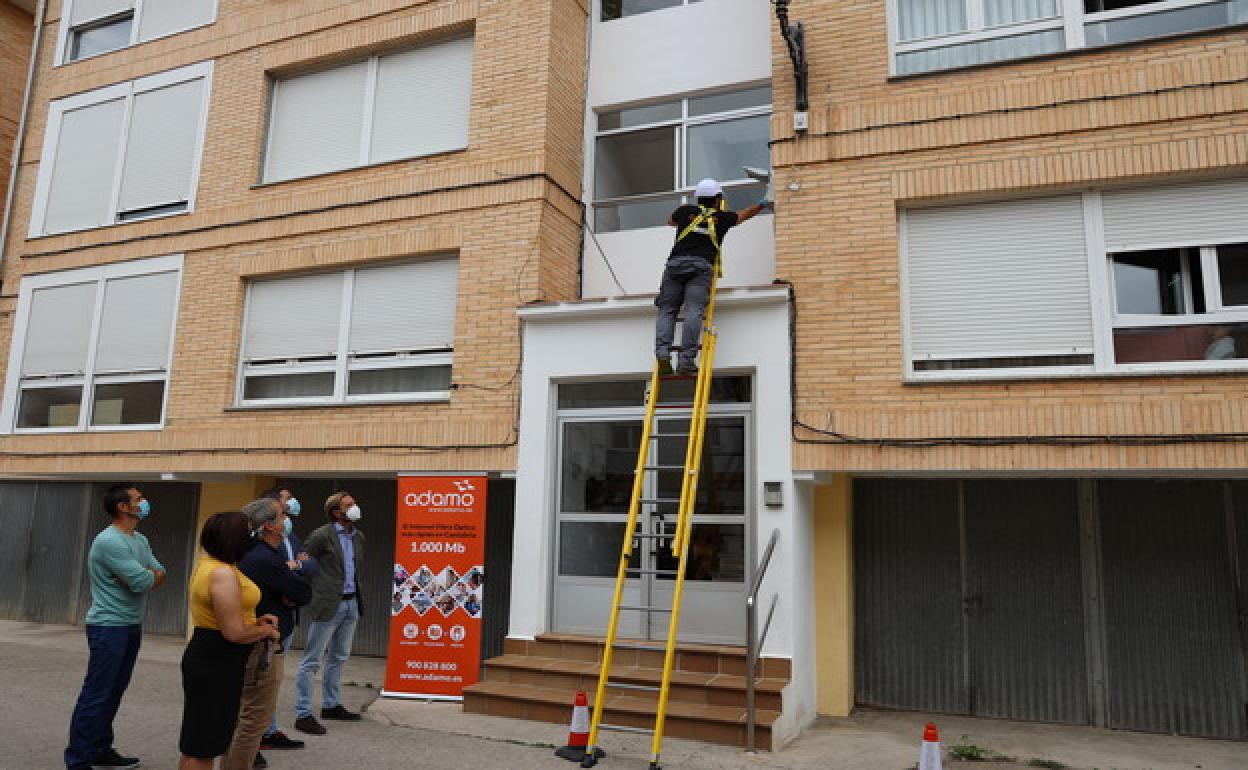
left=462, top=680, right=779, bottom=750
left=505, top=632, right=792, bottom=680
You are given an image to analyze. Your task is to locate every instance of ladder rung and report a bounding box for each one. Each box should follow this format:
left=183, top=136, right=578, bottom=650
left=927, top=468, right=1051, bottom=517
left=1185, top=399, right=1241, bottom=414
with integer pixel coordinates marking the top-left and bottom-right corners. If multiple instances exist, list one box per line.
left=598, top=723, right=654, bottom=735
left=624, top=568, right=679, bottom=576
left=638, top=497, right=681, bottom=504
left=653, top=403, right=694, bottom=409
left=669, top=345, right=701, bottom=351
left=606, top=681, right=661, bottom=692
left=649, top=432, right=688, bottom=439
left=642, top=464, right=685, bottom=471
left=618, top=605, right=673, bottom=613
left=631, top=532, right=671, bottom=539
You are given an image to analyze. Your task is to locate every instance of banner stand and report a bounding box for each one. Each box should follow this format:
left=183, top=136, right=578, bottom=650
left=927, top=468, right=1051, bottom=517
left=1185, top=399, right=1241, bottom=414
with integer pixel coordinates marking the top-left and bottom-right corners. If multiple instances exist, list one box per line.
left=380, top=692, right=463, bottom=702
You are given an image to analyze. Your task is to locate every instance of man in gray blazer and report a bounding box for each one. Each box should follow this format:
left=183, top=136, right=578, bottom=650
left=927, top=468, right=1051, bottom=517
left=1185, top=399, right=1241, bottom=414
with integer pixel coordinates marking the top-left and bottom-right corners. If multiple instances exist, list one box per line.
left=293, top=491, right=366, bottom=736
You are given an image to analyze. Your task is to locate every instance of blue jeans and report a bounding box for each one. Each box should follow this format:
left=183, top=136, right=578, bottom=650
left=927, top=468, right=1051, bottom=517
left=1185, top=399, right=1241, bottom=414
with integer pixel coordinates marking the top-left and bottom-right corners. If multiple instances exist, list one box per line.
left=295, top=600, right=359, bottom=718
left=265, top=632, right=294, bottom=737
left=65, top=624, right=143, bottom=769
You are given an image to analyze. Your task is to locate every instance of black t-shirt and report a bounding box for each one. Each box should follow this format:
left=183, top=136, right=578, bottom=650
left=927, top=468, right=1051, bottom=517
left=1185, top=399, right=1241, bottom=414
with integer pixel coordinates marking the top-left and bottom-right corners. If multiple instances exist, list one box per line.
left=668, top=206, right=739, bottom=261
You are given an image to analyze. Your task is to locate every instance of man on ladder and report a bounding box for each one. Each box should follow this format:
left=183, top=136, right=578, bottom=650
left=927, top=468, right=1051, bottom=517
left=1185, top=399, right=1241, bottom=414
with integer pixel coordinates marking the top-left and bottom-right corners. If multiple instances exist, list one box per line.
left=655, top=178, right=771, bottom=376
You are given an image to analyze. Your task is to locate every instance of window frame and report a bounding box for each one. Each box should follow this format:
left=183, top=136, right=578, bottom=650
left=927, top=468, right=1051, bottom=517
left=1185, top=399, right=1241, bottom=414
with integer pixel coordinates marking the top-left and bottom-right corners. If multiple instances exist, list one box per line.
left=235, top=261, right=457, bottom=408
left=56, top=0, right=220, bottom=66
left=0, top=254, right=183, bottom=434
left=901, top=186, right=1248, bottom=382
left=28, top=60, right=213, bottom=238
left=886, top=0, right=1242, bottom=75
left=599, top=0, right=700, bottom=22
left=590, top=84, right=773, bottom=232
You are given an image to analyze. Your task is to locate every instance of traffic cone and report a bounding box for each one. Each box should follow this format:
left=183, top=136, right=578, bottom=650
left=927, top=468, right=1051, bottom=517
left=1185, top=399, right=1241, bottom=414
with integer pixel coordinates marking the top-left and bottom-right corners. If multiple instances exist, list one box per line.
left=918, top=722, right=942, bottom=770
left=555, top=691, right=603, bottom=763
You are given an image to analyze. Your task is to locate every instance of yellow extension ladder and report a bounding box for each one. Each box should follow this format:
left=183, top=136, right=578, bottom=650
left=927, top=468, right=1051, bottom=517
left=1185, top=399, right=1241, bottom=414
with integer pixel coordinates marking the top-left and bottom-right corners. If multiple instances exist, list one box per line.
left=580, top=263, right=723, bottom=770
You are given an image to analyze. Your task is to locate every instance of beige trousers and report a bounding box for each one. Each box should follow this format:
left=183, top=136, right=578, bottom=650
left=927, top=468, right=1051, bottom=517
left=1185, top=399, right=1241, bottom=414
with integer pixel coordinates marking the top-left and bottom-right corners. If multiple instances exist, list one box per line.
left=223, top=642, right=282, bottom=770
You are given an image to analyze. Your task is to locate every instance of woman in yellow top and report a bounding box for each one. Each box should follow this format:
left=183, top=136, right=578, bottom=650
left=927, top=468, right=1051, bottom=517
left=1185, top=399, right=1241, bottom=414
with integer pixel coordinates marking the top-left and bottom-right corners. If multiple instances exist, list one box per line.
left=178, top=511, right=280, bottom=770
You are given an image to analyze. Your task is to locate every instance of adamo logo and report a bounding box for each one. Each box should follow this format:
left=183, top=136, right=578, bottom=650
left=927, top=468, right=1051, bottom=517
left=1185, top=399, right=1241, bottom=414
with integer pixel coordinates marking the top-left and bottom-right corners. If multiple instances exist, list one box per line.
left=405, top=479, right=476, bottom=508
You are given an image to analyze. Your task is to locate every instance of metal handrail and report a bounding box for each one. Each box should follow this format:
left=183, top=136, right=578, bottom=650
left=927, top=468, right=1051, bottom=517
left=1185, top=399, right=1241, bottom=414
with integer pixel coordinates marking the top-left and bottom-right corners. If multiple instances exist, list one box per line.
left=746, top=528, right=780, bottom=752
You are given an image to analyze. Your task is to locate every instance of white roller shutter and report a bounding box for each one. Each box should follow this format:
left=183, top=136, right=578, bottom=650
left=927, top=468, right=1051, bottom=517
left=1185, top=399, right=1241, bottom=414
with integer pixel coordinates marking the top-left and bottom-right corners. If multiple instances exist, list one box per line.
left=94, top=271, right=180, bottom=373
left=244, top=272, right=343, bottom=361
left=1102, top=177, right=1248, bottom=251
left=264, top=62, right=368, bottom=182
left=137, top=0, right=214, bottom=41
left=349, top=258, right=459, bottom=354
left=370, top=37, right=474, bottom=164
left=21, top=282, right=98, bottom=377
left=43, top=98, right=126, bottom=234
left=119, top=78, right=204, bottom=214
left=70, top=0, right=133, bottom=26
left=906, top=195, right=1093, bottom=362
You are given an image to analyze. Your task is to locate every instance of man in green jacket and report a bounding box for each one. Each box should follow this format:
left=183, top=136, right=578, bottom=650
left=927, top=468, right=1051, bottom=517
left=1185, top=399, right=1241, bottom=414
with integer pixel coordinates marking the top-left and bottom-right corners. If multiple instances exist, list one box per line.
left=293, top=491, right=366, bottom=735
left=65, top=484, right=165, bottom=770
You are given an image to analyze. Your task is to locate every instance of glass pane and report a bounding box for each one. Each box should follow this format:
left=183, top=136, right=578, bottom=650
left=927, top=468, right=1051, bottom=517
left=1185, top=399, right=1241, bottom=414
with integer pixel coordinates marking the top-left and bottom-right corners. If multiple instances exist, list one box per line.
left=243, top=372, right=335, bottom=400
left=1112, top=249, right=1185, bottom=315
left=985, top=0, right=1058, bottom=26
left=1085, top=1, right=1247, bottom=46
left=559, top=522, right=637, bottom=576
left=557, top=376, right=751, bottom=409
left=897, top=0, right=968, bottom=39
left=17, top=386, right=83, bottom=429
left=348, top=365, right=451, bottom=395
left=1217, top=244, right=1248, bottom=307
left=688, top=86, right=772, bottom=117
left=593, top=194, right=683, bottom=233
left=654, top=523, right=746, bottom=582
left=70, top=15, right=133, bottom=61
left=896, top=28, right=1065, bottom=74
left=914, top=354, right=1094, bottom=371
left=91, top=381, right=164, bottom=426
left=598, top=101, right=681, bottom=131
left=601, top=0, right=683, bottom=21
left=1113, top=322, right=1248, bottom=363
left=560, top=421, right=643, bottom=513
left=686, top=115, right=771, bottom=186
left=656, top=417, right=746, bottom=515
left=595, top=127, right=676, bottom=199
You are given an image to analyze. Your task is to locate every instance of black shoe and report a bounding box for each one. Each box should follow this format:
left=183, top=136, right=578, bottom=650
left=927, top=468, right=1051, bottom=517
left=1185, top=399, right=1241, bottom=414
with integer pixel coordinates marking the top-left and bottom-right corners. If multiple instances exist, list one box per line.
left=656, top=357, right=674, bottom=376
left=253, top=752, right=268, bottom=769
left=321, top=704, right=362, bottom=721
left=675, top=361, right=698, bottom=377
left=294, top=715, right=327, bottom=735
left=91, top=748, right=140, bottom=768
left=260, top=730, right=305, bottom=750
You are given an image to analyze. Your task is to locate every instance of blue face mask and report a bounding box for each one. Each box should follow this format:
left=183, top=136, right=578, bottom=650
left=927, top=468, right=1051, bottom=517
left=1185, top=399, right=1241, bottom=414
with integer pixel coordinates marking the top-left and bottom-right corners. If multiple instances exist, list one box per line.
left=286, top=498, right=301, bottom=517
left=136, top=500, right=151, bottom=520
left=284, top=517, right=293, bottom=537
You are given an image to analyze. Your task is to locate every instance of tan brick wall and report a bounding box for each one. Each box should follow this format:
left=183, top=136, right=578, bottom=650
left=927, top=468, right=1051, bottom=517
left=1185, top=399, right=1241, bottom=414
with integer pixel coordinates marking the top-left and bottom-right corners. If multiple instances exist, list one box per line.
left=0, top=2, right=32, bottom=233
left=770, top=5, right=1248, bottom=472
left=0, top=0, right=587, bottom=475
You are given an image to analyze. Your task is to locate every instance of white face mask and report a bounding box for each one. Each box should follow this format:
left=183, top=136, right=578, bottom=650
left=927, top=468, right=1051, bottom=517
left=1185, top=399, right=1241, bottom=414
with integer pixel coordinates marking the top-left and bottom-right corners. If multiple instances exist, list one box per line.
left=345, top=504, right=362, bottom=522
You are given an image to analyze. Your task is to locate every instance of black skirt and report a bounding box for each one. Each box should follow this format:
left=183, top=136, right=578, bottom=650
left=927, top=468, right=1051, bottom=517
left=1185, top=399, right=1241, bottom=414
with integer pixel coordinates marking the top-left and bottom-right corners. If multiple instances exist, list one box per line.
left=178, top=627, right=253, bottom=759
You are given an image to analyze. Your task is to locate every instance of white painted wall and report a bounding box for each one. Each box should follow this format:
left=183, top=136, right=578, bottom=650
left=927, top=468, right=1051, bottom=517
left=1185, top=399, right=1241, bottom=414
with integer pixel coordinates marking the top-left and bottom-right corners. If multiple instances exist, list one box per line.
left=584, top=214, right=775, bottom=297
left=587, top=0, right=773, bottom=110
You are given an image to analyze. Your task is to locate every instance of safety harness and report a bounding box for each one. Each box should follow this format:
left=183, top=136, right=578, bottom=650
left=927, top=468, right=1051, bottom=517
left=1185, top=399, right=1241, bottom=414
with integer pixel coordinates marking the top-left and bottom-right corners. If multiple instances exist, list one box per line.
left=675, top=204, right=723, bottom=275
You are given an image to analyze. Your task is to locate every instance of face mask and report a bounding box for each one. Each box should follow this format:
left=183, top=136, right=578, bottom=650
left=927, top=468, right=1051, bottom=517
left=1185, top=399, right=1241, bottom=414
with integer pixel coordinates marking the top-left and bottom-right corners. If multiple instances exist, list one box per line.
left=345, top=504, right=362, bottom=522
left=283, top=517, right=293, bottom=537
left=136, top=500, right=151, bottom=520
left=286, top=498, right=301, bottom=517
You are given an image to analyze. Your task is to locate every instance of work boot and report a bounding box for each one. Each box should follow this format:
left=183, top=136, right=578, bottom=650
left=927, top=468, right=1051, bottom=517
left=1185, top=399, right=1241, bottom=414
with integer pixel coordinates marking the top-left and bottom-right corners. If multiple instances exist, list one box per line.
left=675, top=360, right=698, bottom=377
left=656, top=357, right=674, bottom=376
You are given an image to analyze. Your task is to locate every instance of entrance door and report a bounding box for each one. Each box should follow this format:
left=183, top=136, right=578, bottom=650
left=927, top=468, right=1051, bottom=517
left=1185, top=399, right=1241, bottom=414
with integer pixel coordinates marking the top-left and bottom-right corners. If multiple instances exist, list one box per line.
left=553, top=381, right=751, bottom=645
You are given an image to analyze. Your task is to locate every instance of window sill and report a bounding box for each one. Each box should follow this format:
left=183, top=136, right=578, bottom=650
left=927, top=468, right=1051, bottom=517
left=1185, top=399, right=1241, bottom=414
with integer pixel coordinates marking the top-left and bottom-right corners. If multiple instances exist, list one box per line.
left=29, top=207, right=192, bottom=241
left=251, top=146, right=469, bottom=190
left=905, top=362, right=1248, bottom=384
left=888, top=21, right=1248, bottom=81
left=10, top=424, right=164, bottom=434
left=225, top=393, right=452, bottom=412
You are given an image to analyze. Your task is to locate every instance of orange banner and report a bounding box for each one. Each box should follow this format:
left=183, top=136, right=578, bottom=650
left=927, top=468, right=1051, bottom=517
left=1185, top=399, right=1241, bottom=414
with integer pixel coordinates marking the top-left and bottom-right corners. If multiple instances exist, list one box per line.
left=383, top=475, right=487, bottom=699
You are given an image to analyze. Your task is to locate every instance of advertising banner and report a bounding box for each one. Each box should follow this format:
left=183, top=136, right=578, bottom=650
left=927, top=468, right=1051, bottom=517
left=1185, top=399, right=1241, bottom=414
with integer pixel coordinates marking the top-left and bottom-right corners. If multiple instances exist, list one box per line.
left=382, top=475, right=487, bottom=699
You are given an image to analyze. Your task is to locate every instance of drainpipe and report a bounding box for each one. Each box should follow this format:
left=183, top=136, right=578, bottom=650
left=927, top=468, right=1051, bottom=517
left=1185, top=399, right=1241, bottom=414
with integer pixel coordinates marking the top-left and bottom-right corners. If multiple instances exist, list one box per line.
left=0, top=0, right=48, bottom=284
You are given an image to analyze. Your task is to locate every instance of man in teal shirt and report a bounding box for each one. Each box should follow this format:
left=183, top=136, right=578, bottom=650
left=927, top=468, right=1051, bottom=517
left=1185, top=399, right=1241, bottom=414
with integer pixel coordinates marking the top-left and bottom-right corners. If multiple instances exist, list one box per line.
left=65, top=484, right=166, bottom=770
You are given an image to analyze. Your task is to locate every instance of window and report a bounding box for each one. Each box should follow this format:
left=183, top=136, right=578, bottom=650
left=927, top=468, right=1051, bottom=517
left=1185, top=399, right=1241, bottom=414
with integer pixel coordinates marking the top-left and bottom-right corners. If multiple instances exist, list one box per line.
left=30, top=62, right=212, bottom=237
left=601, top=0, right=703, bottom=21
left=1, top=255, right=181, bottom=432
left=889, top=0, right=1248, bottom=74
left=238, top=257, right=458, bottom=405
left=263, top=36, right=474, bottom=183
left=61, top=0, right=216, bottom=64
left=592, top=85, right=771, bottom=233
left=902, top=177, right=1248, bottom=379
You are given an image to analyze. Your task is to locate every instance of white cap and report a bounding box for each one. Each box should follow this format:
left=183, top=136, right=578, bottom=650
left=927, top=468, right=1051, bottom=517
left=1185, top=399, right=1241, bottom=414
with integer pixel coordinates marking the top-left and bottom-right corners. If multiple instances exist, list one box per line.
left=694, top=178, right=723, bottom=199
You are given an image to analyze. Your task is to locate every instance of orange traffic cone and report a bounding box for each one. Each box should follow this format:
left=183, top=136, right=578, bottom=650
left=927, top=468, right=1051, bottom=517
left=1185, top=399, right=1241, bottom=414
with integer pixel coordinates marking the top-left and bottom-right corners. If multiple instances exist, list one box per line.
left=555, top=691, right=603, bottom=763
left=919, top=722, right=942, bottom=770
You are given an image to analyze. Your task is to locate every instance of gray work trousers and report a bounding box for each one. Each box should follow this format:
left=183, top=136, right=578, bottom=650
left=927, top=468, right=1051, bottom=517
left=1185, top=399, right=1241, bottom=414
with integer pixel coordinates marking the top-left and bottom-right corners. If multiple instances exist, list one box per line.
left=654, top=255, right=713, bottom=367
